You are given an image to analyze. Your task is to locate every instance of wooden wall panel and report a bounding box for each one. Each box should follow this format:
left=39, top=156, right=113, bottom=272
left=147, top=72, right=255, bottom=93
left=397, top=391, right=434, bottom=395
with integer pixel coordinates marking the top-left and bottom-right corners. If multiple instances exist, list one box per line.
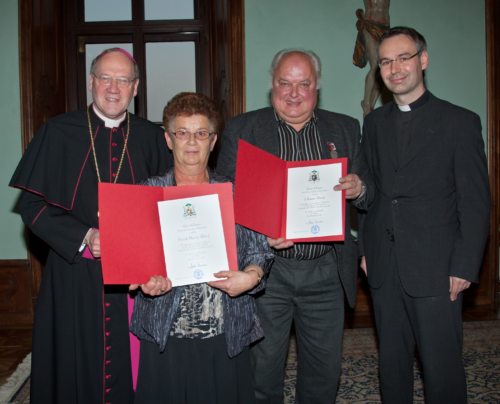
left=0, top=260, right=32, bottom=327
left=19, top=0, right=66, bottom=303
left=485, top=0, right=500, bottom=316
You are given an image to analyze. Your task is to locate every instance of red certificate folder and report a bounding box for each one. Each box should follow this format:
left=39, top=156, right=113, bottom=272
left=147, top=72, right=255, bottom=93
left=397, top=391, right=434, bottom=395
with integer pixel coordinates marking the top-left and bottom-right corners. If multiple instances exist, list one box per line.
left=234, top=140, right=347, bottom=242
left=98, top=182, right=237, bottom=285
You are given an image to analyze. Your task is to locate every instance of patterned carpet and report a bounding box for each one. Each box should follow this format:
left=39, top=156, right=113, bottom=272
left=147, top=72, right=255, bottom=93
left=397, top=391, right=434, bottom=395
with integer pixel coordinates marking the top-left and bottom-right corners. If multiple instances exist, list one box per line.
left=2, top=320, right=499, bottom=403
left=284, top=320, right=500, bottom=403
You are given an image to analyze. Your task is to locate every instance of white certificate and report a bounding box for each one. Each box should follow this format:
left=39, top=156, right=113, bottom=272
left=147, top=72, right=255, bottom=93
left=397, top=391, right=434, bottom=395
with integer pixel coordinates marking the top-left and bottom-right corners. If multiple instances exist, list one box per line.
left=158, top=194, right=229, bottom=287
left=286, top=163, right=343, bottom=239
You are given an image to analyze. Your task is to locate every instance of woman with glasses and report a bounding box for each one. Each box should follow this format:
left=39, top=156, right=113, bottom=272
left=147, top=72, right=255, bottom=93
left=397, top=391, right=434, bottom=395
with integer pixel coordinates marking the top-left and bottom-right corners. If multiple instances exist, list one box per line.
left=130, top=92, right=273, bottom=404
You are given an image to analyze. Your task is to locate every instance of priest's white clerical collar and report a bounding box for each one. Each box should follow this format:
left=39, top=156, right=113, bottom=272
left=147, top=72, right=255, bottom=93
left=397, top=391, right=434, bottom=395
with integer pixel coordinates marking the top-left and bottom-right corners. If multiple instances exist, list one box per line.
left=395, top=91, right=430, bottom=113
left=92, top=104, right=126, bottom=128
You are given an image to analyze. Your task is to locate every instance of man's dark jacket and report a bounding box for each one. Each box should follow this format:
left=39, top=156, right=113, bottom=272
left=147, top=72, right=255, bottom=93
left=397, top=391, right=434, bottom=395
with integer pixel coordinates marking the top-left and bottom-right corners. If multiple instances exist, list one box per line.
left=362, top=93, right=490, bottom=296
left=216, top=107, right=369, bottom=307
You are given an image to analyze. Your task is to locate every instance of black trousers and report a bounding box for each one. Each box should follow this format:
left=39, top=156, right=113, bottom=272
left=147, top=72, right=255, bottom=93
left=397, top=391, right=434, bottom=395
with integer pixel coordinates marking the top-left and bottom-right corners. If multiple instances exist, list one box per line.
left=252, top=252, right=344, bottom=404
left=370, top=259, right=467, bottom=404
left=135, top=334, right=254, bottom=404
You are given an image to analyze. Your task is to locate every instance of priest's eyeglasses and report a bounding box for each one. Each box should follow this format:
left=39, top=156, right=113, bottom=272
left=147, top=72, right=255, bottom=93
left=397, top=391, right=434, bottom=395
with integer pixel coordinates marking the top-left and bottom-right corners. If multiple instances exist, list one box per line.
left=378, top=51, right=421, bottom=69
left=93, top=74, right=136, bottom=88
left=171, top=129, right=215, bottom=141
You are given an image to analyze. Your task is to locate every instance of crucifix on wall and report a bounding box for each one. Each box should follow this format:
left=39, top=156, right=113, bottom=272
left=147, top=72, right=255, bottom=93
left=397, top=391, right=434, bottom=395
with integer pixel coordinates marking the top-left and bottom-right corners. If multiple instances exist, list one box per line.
left=353, top=0, right=390, bottom=116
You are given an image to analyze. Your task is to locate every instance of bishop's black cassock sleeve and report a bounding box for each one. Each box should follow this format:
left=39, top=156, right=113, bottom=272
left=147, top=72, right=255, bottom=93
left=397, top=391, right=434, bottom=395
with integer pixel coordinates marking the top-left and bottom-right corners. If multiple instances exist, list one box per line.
left=19, top=192, right=91, bottom=263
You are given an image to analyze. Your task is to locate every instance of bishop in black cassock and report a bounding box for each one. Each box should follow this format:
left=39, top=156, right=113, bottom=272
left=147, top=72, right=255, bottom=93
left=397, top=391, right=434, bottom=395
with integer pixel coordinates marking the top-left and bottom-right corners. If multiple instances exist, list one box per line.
left=10, top=48, right=172, bottom=404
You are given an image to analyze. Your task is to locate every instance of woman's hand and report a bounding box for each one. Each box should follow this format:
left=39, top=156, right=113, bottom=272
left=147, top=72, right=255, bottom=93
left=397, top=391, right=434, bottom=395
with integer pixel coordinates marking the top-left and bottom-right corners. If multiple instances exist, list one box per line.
left=208, top=266, right=263, bottom=297
left=129, top=275, right=172, bottom=296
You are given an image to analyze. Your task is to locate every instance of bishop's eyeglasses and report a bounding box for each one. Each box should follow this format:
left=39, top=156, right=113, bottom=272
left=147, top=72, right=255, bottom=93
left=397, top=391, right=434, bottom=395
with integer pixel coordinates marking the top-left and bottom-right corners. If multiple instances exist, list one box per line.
left=93, top=74, right=136, bottom=88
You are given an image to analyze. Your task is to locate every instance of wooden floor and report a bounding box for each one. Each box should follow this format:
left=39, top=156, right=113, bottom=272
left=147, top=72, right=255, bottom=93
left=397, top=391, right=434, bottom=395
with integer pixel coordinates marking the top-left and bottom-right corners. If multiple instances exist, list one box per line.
left=0, top=327, right=32, bottom=386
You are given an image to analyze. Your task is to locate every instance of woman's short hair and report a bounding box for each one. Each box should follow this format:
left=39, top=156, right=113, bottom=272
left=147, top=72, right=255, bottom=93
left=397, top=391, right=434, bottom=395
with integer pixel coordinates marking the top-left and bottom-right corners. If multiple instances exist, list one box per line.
left=163, top=92, right=221, bottom=133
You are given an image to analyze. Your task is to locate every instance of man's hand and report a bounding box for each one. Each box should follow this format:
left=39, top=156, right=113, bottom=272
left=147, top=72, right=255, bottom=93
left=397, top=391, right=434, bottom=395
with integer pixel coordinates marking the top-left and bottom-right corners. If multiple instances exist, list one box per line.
left=267, top=237, right=294, bottom=250
left=449, top=276, right=471, bottom=301
left=360, top=256, right=367, bottom=276
left=86, top=228, right=101, bottom=258
left=334, top=173, right=364, bottom=199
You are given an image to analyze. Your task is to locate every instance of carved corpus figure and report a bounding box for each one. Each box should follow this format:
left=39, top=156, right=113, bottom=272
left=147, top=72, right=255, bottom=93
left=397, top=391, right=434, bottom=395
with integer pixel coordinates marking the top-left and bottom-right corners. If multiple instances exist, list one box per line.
left=353, top=0, right=390, bottom=116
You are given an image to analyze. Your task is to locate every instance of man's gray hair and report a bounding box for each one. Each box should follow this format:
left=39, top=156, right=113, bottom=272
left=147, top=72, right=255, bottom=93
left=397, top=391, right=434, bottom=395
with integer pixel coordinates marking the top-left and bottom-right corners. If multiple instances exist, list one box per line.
left=270, top=48, right=321, bottom=89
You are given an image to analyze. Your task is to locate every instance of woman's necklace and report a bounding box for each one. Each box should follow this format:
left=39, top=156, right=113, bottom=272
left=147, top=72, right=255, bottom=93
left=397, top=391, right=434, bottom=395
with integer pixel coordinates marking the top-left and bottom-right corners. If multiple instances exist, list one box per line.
left=86, top=105, right=130, bottom=183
